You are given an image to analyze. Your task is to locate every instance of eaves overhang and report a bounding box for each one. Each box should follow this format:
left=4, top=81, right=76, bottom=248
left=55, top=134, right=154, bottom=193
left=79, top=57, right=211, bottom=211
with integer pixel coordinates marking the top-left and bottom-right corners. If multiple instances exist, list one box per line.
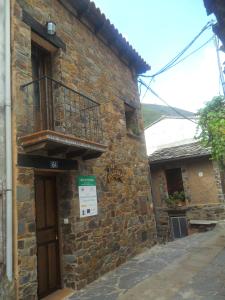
left=149, top=154, right=211, bottom=166
left=59, top=0, right=150, bottom=74
left=203, top=0, right=225, bottom=48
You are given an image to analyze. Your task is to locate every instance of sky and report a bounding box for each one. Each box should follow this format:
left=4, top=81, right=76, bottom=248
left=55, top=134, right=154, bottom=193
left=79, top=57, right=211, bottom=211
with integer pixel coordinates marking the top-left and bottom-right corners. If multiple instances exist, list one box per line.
left=93, top=0, right=225, bottom=112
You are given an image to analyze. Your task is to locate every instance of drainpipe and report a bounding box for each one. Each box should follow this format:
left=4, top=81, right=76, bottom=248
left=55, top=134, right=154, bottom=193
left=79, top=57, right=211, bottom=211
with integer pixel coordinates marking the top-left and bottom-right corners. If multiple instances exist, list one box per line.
left=5, top=0, right=13, bottom=281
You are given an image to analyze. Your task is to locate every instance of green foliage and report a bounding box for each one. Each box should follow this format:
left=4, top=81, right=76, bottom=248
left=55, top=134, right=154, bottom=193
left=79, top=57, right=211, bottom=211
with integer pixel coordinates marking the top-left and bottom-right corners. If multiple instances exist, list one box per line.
left=164, top=191, right=186, bottom=207
left=141, top=104, right=162, bottom=127
left=197, top=96, right=225, bottom=166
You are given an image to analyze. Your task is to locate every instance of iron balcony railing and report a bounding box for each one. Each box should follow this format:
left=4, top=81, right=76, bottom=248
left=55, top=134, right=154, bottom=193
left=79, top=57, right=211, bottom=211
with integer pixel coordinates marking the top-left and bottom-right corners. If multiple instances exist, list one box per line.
left=20, top=76, right=103, bottom=143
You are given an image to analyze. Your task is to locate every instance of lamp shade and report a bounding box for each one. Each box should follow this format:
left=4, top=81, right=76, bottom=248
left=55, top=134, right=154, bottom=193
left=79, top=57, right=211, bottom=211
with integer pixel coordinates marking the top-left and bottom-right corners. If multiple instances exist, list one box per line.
left=46, top=21, right=56, bottom=35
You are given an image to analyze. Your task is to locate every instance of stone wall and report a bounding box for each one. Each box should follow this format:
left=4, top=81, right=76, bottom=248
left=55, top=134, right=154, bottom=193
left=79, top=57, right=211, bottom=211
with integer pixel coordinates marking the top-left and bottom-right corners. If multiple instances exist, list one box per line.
left=16, top=167, right=37, bottom=300
left=12, top=0, right=156, bottom=298
left=151, top=158, right=224, bottom=208
left=151, top=157, right=225, bottom=242
left=156, top=204, right=225, bottom=243
left=187, top=204, right=225, bottom=221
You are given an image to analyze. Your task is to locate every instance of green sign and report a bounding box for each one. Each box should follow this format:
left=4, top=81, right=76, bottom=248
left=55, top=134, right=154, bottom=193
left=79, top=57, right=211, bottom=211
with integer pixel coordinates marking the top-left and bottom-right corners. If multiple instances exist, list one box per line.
left=77, top=176, right=98, bottom=218
left=77, top=176, right=96, bottom=186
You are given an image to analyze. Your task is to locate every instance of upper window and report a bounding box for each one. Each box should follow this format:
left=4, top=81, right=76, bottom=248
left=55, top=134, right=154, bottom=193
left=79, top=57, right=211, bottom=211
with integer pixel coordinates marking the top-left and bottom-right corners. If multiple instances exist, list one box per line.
left=165, top=168, right=184, bottom=196
left=124, top=103, right=139, bottom=136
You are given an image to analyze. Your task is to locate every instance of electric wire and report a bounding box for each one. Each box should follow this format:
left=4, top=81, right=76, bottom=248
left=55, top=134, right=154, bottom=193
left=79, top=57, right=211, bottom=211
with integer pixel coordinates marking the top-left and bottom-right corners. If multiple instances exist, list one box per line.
left=214, top=34, right=225, bottom=95
left=138, top=79, right=198, bottom=124
left=157, top=35, right=214, bottom=72
left=140, top=21, right=214, bottom=101
left=140, top=21, right=214, bottom=79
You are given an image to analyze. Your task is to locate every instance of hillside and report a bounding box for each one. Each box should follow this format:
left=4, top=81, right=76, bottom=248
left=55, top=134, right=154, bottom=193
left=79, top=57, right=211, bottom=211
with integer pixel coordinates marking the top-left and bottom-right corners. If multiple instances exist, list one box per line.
left=141, top=103, right=195, bottom=128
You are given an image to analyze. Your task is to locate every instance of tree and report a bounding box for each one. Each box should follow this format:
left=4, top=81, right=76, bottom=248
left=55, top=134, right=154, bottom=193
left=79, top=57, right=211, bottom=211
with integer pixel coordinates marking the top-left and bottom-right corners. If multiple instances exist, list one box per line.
left=197, top=96, right=225, bottom=167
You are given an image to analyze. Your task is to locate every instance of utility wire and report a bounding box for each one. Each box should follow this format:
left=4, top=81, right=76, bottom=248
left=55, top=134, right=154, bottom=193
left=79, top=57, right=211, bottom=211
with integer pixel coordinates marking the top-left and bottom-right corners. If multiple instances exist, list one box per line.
left=166, top=35, right=214, bottom=69
left=140, top=21, right=214, bottom=101
left=141, top=21, right=214, bottom=79
left=138, top=79, right=198, bottom=124
left=214, top=34, right=225, bottom=95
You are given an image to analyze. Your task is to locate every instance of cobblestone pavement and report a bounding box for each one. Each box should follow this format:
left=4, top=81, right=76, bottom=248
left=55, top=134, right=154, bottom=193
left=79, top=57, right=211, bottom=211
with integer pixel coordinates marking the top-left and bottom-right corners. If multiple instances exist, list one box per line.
left=69, top=223, right=225, bottom=300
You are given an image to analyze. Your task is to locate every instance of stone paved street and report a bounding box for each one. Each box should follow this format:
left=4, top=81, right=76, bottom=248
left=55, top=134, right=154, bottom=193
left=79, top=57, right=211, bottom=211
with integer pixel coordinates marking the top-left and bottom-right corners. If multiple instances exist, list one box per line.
left=69, top=223, right=225, bottom=300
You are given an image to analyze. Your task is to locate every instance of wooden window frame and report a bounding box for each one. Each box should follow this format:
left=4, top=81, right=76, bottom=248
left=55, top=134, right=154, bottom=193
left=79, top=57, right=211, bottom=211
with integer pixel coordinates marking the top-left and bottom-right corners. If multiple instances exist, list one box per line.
left=31, top=32, right=58, bottom=54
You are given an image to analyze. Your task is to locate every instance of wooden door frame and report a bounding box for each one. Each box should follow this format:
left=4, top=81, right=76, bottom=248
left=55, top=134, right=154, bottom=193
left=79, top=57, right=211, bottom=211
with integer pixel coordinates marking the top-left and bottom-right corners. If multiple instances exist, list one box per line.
left=31, top=41, right=54, bottom=131
left=34, top=171, right=63, bottom=297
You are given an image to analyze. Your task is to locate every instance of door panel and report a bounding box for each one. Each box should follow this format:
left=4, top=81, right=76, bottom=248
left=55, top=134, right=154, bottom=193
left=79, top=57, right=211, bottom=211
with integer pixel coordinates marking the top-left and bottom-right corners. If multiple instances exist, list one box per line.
left=180, top=217, right=188, bottom=237
left=37, top=245, right=48, bottom=295
left=45, top=179, right=56, bottom=227
left=171, top=217, right=180, bottom=239
left=171, top=216, right=188, bottom=239
left=48, top=242, right=58, bottom=289
left=31, top=43, right=52, bottom=131
left=35, top=175, right=60, bottom=298
left=36, top=178, right=45, bottom=229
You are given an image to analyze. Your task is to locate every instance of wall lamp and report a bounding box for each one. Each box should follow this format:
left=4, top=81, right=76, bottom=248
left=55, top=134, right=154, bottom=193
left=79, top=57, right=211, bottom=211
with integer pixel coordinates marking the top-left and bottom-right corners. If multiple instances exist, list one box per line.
left=46, top=21, right=56, bottom=35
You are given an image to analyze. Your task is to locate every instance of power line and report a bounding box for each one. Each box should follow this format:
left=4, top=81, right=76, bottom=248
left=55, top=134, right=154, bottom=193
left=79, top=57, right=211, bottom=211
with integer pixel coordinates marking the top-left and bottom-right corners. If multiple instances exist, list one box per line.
left=166, top=35, right=214, bottom=69
left=214, top=34, right=225, bottom=95
left=139, top=21, right=214, bottom=101
left=152, top=22, right=213, bottom=76
left=138, top=79, right=198, bottom=124
left=140, top=21, right=214, bottom=79
left=139, top=36, right=214, bottom=100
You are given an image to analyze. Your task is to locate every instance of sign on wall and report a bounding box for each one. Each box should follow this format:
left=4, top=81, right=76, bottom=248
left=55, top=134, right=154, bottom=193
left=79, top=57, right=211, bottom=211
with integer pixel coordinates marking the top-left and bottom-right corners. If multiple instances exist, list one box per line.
left=77, top=176, right=98, bottom=218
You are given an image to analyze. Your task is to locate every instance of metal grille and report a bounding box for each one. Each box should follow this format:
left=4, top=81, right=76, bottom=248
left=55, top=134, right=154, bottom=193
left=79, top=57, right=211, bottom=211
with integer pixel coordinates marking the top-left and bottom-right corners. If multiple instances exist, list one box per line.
left=170, top=216, right=188, bottom=239
left=20, top=76, right=103, bottom=143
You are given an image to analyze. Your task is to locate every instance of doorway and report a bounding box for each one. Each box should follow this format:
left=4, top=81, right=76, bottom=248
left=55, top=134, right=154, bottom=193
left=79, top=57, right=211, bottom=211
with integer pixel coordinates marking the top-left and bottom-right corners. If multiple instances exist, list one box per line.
left=170, top=215, right=188, bottom=239
left=35, top=175, right=61, bottom=298
left=31, top=42, right=53, bottom=131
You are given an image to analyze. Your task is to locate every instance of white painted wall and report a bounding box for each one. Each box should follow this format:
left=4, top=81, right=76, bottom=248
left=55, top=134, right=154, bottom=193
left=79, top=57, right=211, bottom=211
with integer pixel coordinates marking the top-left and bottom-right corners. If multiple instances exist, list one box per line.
left=144, top=117, right=198, bottom=155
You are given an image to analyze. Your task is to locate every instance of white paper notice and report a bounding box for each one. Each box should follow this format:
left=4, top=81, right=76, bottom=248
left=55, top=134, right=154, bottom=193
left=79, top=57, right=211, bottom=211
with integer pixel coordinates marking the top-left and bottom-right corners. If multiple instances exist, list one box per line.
left=79, top=185, right=98, bottom=218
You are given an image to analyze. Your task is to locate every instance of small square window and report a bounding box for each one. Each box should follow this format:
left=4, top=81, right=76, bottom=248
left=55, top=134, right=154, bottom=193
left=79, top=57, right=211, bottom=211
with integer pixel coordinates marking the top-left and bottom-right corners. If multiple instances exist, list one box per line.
left=124, top=103, right=140, bottom=136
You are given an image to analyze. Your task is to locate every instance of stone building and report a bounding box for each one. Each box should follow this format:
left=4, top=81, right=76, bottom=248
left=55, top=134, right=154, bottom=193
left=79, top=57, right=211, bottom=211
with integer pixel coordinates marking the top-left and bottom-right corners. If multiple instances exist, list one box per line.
left=204, top=0, right=225, bottom=48
left=149, top=142, right=225, bottom=242
left=144, top=116, right=197, bottom=155
left=1, top=0, right=157, bottom=299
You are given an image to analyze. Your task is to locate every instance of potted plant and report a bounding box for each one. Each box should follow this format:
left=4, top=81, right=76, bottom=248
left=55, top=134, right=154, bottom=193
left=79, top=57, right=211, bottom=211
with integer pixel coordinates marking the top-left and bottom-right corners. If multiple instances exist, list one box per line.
left=164, top=191, right=186, bottom=208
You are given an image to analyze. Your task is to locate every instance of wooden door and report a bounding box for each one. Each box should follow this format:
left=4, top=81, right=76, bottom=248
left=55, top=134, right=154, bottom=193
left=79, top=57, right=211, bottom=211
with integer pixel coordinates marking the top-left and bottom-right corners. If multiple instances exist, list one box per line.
left=31, top=43, right=52, bottom=131
left=35, top=175, right=61, bottom=298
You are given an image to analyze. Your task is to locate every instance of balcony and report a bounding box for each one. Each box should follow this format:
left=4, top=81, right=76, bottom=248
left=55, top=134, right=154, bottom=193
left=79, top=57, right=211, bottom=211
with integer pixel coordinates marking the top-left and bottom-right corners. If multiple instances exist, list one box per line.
left=19, top=76, right=107, bottom=160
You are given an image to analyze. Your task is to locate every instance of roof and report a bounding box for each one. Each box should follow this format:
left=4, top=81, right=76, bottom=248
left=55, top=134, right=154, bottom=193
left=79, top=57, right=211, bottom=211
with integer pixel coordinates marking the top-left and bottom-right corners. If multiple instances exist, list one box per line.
left=59, top=0, right=150, bottom=74
left=203, top=0, right=215, bottom=15
left=142, top=103, right=195, bottom=129
left=144, top=116, right=198, bottom=130
left=149, top=142, right=211, bottom=165
left=203, top=0, right=225, bottom=49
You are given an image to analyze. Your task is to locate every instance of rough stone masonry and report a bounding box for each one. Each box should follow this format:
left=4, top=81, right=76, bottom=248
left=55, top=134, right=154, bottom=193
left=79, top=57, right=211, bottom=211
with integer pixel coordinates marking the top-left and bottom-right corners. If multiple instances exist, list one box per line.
left=8, top=0, right=157, bottom=299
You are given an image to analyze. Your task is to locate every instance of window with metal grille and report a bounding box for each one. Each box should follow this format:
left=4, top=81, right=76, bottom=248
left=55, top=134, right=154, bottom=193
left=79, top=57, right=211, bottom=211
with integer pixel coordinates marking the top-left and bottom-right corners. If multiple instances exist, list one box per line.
left=170, top=216, right=188, bottom=239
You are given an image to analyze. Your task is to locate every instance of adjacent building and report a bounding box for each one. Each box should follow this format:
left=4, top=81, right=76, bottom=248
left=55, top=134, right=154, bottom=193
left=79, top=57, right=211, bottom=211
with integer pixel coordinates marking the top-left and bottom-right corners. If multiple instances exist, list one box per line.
left=204, top=0, right=225, bottom=49
left=1, top=0, right=157, bottom=299
left=144, top=116, right=197, bottom=155
left=150, top=142, right=225, bottom=241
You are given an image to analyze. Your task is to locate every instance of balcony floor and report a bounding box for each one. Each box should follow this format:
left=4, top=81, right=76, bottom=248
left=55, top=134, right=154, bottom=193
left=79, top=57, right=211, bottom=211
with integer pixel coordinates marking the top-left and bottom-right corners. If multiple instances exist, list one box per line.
left=19, top=130, right=107, bottom=160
